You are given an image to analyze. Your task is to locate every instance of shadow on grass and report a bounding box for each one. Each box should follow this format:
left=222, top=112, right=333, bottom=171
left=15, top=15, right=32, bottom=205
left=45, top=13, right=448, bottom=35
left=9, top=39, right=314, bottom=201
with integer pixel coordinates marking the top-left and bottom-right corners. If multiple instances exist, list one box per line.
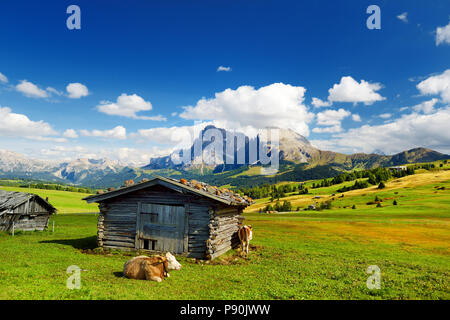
left=40, top=236, right=97, bottom=250
left=113, top=271, right=124, bottom=278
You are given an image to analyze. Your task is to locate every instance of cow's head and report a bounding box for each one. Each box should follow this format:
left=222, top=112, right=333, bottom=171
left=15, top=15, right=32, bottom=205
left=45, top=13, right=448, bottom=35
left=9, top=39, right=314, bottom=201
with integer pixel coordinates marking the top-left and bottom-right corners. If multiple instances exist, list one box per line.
left=165, top=252, right=182, bottom=270
left=247, top=225, right=253, bottom=240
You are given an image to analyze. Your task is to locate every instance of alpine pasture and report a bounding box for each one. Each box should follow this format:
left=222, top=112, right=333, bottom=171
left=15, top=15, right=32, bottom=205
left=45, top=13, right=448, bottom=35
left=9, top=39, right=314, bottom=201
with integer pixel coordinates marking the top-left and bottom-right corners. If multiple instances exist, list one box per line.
left=0, top=170, right=449, bottom=300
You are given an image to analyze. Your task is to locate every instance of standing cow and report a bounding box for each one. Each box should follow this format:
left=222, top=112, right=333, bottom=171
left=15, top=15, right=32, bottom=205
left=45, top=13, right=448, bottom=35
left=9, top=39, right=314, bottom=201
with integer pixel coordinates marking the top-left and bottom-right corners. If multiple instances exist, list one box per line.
left=238, top=225, right=253, bottom=256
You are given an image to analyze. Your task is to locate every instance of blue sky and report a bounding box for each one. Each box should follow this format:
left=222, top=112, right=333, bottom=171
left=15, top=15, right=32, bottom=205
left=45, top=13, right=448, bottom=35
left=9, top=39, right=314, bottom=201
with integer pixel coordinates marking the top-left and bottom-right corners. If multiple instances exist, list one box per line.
left=0, top=0, right=449, bottom=164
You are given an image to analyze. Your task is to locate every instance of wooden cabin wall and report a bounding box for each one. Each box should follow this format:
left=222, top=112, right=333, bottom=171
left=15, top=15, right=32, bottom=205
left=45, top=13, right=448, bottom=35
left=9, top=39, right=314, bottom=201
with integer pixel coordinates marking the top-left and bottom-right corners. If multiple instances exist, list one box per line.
left=97, top=201, right=137, bottom=250
left=0, top=198, right=52, bottom=231
left=8, top=214, right=50, bottom=231
left=0, top=214, right=13, bottom=231
left=185, top=203, right=211, bottom=259
left=12, top=199, right=49, bottom=214
left=97, top=187, right=215, bottom=255
left=206, top=206, right=243, bottom=260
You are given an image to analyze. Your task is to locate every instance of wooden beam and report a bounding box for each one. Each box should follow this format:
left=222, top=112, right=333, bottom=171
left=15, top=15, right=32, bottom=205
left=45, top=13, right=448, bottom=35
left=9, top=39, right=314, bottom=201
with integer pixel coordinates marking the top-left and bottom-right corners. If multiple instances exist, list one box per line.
left=135, top=202, right=141, bottom=250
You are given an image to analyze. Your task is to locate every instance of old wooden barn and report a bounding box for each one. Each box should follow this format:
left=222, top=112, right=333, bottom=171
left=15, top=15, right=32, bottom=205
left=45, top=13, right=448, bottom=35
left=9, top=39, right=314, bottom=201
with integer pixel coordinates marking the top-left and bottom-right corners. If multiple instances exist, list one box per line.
left=84, top=176, right=252, bottom=259
left=0, top=190, right=56, bottom=232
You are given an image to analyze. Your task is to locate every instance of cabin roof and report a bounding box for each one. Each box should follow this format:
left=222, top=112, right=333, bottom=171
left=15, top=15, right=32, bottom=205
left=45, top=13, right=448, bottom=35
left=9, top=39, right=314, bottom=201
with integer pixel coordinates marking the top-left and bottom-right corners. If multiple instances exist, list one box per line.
left=83, top=175, right=252, bottom=207
left=0, top=190, right=57, bottom=214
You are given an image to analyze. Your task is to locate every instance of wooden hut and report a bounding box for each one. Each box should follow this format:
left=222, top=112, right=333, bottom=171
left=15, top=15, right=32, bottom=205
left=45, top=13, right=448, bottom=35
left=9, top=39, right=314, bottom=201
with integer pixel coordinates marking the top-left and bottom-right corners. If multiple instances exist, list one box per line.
left=83, top=175, right=253, bottom=259
left=0, top=190, right=56, bottom=232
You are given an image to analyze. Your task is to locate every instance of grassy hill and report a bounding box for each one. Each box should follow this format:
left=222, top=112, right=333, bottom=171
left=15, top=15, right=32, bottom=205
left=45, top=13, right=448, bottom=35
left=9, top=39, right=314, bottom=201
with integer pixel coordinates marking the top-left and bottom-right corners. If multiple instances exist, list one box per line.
left=246, top=168, right=450, bottom=213
left=0, top=186, right=98, bottom=213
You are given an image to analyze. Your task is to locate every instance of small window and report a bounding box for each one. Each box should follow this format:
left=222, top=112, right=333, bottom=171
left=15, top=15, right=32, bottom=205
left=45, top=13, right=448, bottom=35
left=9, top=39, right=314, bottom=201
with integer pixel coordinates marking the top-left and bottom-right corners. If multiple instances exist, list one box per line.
left=143, top=239, right=157, bottom=250
left=149, top=213, right=158, bottom=223
left=142, top=212, right=158, bottom=223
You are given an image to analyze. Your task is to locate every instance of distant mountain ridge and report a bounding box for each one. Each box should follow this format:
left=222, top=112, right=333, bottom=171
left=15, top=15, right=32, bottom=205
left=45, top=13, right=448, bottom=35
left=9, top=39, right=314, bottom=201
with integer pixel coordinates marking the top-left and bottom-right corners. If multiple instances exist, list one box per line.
left=0, top=126, right=448, bottom=188
left=143, top=126, right=448, bottom=171
left=0, top=150, right=135, bottom=187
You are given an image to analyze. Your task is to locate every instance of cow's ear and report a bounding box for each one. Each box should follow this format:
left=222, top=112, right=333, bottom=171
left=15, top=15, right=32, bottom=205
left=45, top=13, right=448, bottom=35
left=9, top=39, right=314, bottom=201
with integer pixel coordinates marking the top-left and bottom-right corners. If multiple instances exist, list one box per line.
left=248, top=225, right=252, bottom=229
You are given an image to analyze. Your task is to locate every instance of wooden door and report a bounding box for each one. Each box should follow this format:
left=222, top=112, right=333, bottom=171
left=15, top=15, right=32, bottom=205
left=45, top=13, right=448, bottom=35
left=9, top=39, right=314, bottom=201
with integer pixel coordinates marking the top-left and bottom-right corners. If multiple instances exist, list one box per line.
left=136, top=203, right=186, bottom=254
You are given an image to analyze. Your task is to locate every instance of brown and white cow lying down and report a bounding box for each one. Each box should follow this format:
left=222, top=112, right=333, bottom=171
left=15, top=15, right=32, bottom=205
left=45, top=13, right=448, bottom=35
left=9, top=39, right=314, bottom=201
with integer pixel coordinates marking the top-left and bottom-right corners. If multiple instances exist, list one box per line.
left=238, top=225, right=253, bottom=256
left=123, top=252, right=182, bottom=282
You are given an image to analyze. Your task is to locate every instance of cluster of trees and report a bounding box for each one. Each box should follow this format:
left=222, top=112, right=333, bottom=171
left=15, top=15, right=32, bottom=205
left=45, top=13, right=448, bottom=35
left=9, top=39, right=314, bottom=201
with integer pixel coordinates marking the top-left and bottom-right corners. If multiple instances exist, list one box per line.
left=317, top=201, right=332, bottom=211
left=262, top=200, right=293, bottom=212
left=239, top=182, right=312, bottom=200
left=202, top=164, right=341, bottom=189
left=238, top=184, right=277, bottom=200
left=0, top=179, right=94, bottom=194
left=297, top=184, right=309, bottom=195
left=239, top=164, right=422, bottom=199
left=391, top=166, right=415, bottom=178
left=336, top=180, right=370, bottom=193
left=239, top=183, right=302, bottom=200
left=18, top=183, right=93, bottom=194
left=335, top=167, right=415, bottom=193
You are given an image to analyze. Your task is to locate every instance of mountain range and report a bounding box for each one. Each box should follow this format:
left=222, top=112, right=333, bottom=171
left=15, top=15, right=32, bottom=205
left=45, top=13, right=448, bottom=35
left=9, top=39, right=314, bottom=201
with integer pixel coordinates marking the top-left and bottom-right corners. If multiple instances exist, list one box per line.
left=0, top=126, right=448, bottom=188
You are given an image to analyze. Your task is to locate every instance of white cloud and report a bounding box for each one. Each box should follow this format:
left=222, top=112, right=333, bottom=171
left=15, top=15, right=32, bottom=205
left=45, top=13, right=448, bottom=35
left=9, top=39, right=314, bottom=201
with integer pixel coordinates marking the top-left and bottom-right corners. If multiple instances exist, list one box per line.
left=134, top=122, right=210, bottom=147
left=63, top=129, right=79, bottom=139
left=327, top=76, right=386, bottom=105
left=417, top=69, right=450, bottom=103
left=16, top=80, right=48, bottom=98
left=46, top=87, right=64, bottom=96
left=180, top=83, right=314, bottom=136
left=309, top=139, right=339, bottom=152
left=379, top=113, right=392, bottom=119
left=436, top=21, right=450, bottom=46
left=40, top=145, right=87, bottom=158
left=316, top=108, right=351, bottom=126
left=217, top=66, right=231, bottom=72
left=0, top=72, right=8, bottom=83
left=313, top=108, right=450, bottom=154
left=412, top=98, right=439, bottom=114
left=311, top=97, right=332, bottom=108
left=97, top=93, right=166, bottom=120
left=312, top=108, right=351, bottom=134
left=399, top=106, right=409, bottom=112
left=352, top=114, right=362, bottom=122
left=66, top=83, right=89, bottom=98
left=115, top=147, right=172, bottom=166
left=80, top=126, right=127, bottom=140
left=397, top=12, right=408, bottom=23
left=30, top=136, right=67, bottom=143
left=38, top=145, right=168, bottom=166
left=0, top=107, right=57, bottom=139
left=312, top=125, right=342, bottom=133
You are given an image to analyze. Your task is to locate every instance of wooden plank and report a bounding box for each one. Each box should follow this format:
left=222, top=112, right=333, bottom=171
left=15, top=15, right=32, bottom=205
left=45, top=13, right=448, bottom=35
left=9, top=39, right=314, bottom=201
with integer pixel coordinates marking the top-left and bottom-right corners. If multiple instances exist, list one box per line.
left=178, top=205, right=185, bottom=253
left=102, top=240, right=135, bottom=248
left=103, top=245, right=135, bottom=251
left=187, top=252, right=206, bottom=259
left=184, top=203, right=189, bottom=253
left=135, top=202, right=141, bottom=250
left=103, top=235, right=135, bottom=243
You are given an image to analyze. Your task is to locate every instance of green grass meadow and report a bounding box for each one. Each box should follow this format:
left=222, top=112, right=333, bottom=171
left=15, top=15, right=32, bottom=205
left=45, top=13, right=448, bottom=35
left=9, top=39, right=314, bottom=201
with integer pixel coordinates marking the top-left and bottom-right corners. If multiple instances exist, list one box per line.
left=0, top=171, right=449, bottom=299
left=0, top=186, right=98, bottom=213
